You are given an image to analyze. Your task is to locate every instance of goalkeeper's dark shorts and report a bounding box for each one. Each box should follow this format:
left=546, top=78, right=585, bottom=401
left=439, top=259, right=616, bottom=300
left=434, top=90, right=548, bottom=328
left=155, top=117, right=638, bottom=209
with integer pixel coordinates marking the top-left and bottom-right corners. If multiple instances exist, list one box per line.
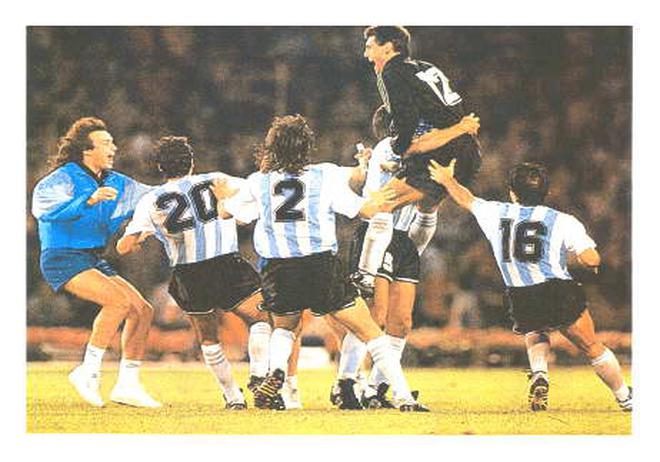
left=395, top=134, right=482, bottom=203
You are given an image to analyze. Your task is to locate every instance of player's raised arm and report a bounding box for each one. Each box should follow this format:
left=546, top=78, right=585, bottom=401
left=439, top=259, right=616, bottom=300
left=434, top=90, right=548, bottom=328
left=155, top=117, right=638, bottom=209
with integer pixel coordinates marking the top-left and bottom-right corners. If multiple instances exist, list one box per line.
left=405, top=113, right=480, bottom=157
left=427, top=158, right=475, bottom=210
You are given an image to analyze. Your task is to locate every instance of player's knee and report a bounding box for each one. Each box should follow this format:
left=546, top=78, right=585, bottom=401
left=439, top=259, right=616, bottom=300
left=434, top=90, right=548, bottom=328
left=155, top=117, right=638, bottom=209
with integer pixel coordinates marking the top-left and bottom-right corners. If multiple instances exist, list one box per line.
left=581, top=341, right=606, bottom=361
left=387, top=312, right=412, bottom=338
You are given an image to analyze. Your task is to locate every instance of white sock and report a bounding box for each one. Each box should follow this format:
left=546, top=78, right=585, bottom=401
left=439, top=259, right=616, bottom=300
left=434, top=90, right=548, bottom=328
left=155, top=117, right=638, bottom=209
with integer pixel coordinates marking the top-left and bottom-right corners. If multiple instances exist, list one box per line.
left=337, top=332, right=368, bottom=380
left=525, top=331, right=550, bottom=374
left=590, top=348, right=629, bottom=400
left=366, top=335, right=413, bottom=402
left=248, top=322, right=271, bottom=378
left=359, top=212, right=394, bottom=275
left=368, top=335, right=406, bottom=387
left=201, top=343, right=242, bottom=403
left=285, top=375, right=298, bottom=390
left=408, top=211, right=437, bottom=255
left=270, top=328, right=296, bottom=374
left=117, top=358, right=141, bottom=386
left=82, top=343, right=105, bottom=374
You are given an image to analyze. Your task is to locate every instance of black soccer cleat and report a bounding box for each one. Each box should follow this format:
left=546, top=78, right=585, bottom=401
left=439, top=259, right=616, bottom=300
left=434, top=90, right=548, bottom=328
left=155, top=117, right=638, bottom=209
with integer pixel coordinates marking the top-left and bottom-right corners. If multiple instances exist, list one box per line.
left=616, top=387, right=632, bottom=412
left=527, top=372, right=549, bottom=412
left=247, top=375, right=266, bottom=394
left=361, top=382, right=396, bottom=409
left=349, top=271, right=375, bottom=299
left=333, top=378, right=363, bottom=410
left=399, top=401, right=430, bottom=412
left=225, top=401, right=248, bottom=410
left=330, top=382, right=341, bottom=406
left=254, top=369, right=286, bottom=410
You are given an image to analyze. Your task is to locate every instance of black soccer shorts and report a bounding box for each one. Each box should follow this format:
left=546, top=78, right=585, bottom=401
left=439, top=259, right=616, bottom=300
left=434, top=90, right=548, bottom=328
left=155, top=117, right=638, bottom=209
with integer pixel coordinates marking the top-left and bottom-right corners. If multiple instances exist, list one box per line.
left=504, top=279, right=587, bottom=334
left=168, top=253, right=262, bottom=314
left=349, top=222, right=421, bottom=284
left=396, top=135, right=482, bottom=203
left=259, top=251, right=357, bottom=317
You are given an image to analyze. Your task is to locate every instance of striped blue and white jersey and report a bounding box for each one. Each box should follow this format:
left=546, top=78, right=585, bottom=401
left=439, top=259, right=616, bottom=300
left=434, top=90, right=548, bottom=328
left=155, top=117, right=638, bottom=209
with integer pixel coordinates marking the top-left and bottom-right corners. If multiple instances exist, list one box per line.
left=470, top=198, right=597, bottom=287
left=363, top=137, right=417, bottom=232
left=123, top=172, right=244, bottom=267
left=225, top=162, right=367, bottom=259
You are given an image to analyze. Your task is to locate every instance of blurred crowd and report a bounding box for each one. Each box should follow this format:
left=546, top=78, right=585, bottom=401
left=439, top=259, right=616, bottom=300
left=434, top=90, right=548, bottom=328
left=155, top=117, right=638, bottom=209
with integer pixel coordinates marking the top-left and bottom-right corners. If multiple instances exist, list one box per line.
left=26, top=27, right=631, bottom=332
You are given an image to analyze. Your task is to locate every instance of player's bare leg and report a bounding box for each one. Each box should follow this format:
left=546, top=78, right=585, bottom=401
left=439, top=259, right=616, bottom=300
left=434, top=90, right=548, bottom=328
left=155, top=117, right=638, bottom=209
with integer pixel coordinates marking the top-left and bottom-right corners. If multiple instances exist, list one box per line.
left=188, top=311, right=246, bottom=409
left=560, top=309, right=632, bottom=410
left=253, top=313, right=302, bottom=410
left=232, top=292, right=272, bottom=390
left=525, top=331, right=551, bottom=411
left=63, top=269, right=136, bottom=407
left=101, top=275, right=161, bottom=407
left=328, top=297, right=427, bottom=411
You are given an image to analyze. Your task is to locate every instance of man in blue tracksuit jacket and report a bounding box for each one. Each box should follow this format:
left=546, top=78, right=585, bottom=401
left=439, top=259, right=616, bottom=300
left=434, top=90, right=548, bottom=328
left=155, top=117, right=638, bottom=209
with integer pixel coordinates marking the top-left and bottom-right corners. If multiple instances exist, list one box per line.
left=31, top=116, right=160, bottom=408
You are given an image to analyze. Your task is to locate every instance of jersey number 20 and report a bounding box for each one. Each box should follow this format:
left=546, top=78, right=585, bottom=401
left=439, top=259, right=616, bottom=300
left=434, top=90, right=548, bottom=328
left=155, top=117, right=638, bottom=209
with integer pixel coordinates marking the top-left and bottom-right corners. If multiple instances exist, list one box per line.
left=156, top=181, right=218, bottom=233
left=500, top=219, right=547, bottom=263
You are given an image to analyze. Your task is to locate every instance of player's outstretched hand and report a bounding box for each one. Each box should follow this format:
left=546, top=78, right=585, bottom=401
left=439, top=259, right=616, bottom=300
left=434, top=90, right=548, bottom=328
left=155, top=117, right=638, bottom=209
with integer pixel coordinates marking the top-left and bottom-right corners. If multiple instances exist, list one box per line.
left=428, top=159, right=456, bottom=185
left=369, top=185, right=398, bottom=211
left=460, top=113, right=480, bottom=135
left=211, top=178, right=239, bottom=200
left=87, top=186, right=118, bottom=205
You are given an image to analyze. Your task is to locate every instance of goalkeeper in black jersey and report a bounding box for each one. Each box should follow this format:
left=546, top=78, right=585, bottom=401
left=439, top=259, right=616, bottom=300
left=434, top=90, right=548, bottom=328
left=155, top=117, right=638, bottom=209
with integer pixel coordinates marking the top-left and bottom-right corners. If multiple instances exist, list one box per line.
left=357, top=26, right=482, bottom=285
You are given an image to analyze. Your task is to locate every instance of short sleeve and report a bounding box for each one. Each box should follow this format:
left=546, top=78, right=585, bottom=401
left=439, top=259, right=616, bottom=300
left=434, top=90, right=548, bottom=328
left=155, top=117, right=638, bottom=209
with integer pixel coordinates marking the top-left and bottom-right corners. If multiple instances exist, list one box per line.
left=325, top=164, right=367, bottom=218
left=469, top=198, right=504, bottom=242
left=123, top=195, right=156, bottom=236
left=223, top=174, right=260, bottom=224
left=560, top=214, right=597, bottom=254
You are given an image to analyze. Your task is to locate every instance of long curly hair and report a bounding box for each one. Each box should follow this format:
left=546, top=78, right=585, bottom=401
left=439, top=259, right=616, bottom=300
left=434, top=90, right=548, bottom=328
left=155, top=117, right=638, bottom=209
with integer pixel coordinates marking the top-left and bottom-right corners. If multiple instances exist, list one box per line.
left=264, top=114, right=315, bottom=175
left=50, top=117, right=108, bottom=169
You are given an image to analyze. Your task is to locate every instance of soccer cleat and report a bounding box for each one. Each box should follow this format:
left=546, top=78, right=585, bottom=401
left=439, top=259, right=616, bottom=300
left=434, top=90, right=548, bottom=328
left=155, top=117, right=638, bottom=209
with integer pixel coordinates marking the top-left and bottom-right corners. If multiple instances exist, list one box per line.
left=527, top=372, right=549, bottom=412
left=349, top=271, right=375, bottom=299
left=110, top=382, right=162, bottom=408
left=399, top=401, right=431, bottom=412
left=330, top=382, right=342, bottom=406
left=616, top=387, right=632, bottom=412
left=333, top=378, right=363, bottom=410
left=224, top=388, right=248, bottom=410
left=247, top=375, right=266, bottom=394
left=68, top=365, right=104, bottom=407
left=281, top=382, right=303, bottom=410
left=361, top=382, right=396, bottom=409
left=253, top=369, right=286, bottom=410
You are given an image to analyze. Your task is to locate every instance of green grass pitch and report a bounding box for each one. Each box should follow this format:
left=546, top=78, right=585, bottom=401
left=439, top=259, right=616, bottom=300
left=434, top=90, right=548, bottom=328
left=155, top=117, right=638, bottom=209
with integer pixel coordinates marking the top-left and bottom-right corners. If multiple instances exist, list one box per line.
left=27, top=362, right=631, bottom=435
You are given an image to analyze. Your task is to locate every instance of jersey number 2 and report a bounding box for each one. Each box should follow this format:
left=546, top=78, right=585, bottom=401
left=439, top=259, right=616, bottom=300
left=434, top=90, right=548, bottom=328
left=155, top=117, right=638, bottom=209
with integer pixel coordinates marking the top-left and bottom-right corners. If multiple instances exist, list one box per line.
left=274, top=179, right=305, bottom=222
left=500, top=219, right=547, bottom=263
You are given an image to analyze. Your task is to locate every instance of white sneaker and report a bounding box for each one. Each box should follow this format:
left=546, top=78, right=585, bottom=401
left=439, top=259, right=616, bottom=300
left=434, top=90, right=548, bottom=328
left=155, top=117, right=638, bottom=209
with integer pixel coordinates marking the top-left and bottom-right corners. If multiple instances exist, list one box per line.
left=281, top=382, right=303, bottom=410
left=68, top=365, right=104, bottom=407
left=110, top=382, right=162, bottom=408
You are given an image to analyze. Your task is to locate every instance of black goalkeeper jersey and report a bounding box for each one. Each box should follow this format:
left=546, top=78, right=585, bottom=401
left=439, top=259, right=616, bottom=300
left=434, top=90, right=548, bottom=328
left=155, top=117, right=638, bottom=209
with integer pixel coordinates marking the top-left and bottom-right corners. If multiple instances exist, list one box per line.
left=377, top=54, right=474, bottom=156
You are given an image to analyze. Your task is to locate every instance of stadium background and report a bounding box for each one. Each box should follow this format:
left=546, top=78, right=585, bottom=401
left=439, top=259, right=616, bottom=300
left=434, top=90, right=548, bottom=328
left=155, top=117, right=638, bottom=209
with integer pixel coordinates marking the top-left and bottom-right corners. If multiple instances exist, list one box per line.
left=25, top=26, right=631, bottom=366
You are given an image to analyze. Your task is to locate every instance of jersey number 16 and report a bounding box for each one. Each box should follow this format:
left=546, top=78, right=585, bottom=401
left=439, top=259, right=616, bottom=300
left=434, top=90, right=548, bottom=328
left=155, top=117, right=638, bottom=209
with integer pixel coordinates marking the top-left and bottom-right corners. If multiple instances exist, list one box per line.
left=500, top=219, right=547, bottom=263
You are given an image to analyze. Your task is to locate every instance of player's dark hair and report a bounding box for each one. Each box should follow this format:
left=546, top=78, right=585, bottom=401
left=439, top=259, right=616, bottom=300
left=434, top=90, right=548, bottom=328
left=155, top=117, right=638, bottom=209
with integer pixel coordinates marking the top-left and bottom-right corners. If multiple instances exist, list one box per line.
left=265, top=114, right=314, bottom=175
left=372, top=104, right=391, bottom=140
left=50, top=117, right=108, bottom=169
left=508, top=162, right=549, bottom=205
left=154, top=135, right=194, bottom=178
left=363, top=26, right=411, bottom=58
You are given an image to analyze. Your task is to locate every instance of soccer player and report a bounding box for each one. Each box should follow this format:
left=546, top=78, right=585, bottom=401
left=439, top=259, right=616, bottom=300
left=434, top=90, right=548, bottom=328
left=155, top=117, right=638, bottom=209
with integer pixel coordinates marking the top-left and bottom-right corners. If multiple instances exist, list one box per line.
left=331, top=105, right=480, bottom=409
left=214, top=114, right=428, bottom=412
left=31, top=117, right=160, bottom=408
left=116, top=136, right=273, bottom=410
left=427, top=159, right=633, bottom=412
left=358, top=26, right=482, bottom=284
